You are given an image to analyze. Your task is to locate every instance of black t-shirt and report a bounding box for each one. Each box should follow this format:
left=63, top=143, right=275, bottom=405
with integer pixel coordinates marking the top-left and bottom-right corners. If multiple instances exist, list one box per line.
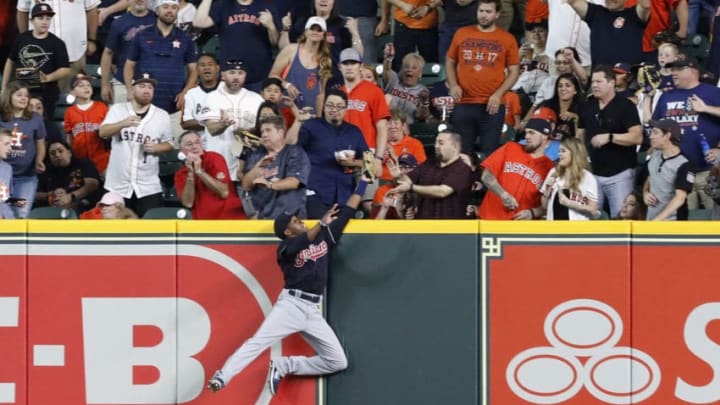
left=539, top=99, right=586, bottom=140
left=37, top=157, right=101, bottom=212
left=9, top=31, right=70, bottom=96
left=582, top=95, right=641, bottom=177
left=552, top=189, right=571, bottom=220
left=443, top=0, right=479, bottom=26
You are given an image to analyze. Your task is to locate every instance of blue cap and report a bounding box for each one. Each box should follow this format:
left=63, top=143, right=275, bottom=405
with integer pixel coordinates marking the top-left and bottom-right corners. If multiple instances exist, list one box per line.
left=132, top=72, right=157, bottom=86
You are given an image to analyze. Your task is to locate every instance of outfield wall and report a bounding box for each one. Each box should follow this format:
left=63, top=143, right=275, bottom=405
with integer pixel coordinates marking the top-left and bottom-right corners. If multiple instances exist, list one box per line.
left=1, top=220, right=719, bottom=405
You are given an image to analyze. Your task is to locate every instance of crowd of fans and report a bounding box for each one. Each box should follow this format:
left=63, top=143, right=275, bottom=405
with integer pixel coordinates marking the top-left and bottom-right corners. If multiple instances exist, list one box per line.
left=0, top=0, right=719, bottom=221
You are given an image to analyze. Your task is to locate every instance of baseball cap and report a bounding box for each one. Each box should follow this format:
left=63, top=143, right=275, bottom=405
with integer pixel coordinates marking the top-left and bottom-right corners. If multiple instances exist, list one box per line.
left=666, top=57, right=701, bottom=70
left=339, top=48, right=362, bottom=64
left=31, top=3, right=55, bottom=18
left=262, top=77, right=283, bottom=90
left=525, top=19, right=548, bottom=31
left=98, top=191, right=125, bottom=207
left=305, top=16, right=327, bottom=31
left=650, top=119, right=682, bottom=144
left=398, top=154, right=418, bottom=168
left=274, top=209, right=299, bottom=239
left=221, top=59, right=246, bottom=72
left=71, top=74, right=93, bottom=89
left=613, top=62, right=632, bottom=75
left=532, top=106, right=557, bottom=124
left=525, top=118, right=553, bottom=136
left=132, top=72, right=157, bottom=86
left=155, top=0, right=179, bottom=7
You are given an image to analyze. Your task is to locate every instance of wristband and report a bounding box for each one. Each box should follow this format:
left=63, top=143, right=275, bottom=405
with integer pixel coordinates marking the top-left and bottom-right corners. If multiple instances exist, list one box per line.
left=410, top=183, right=414, bottom=192
left=283, top=82, right=292, bottom=89
left=375, top=155, right=383, bottom=161
left=319, top=220, right=328, bottom=227
left=608, top=133, right=614, bottom=144
left=355, top=179, right=369, bottom=196
left=196, top=168, right=204, bottom=175
left=87, top=39, right=96, bottom=43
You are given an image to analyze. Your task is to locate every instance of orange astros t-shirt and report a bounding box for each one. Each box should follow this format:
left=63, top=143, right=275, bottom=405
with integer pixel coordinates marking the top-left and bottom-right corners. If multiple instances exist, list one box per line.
left=447, top=26, right=520, bottom=104
left=342, top=80, right=391, bottom=149
left=478, top=142, right=554, bottom=220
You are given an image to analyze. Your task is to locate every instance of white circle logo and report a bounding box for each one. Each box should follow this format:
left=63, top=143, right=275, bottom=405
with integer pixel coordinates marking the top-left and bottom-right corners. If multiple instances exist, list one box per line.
left=506, top=299, right=661, bottom=404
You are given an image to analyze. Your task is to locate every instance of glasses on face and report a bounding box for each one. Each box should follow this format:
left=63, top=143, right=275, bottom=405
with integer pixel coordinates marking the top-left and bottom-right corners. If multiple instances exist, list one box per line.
left=555, top=60, right=571, bottom=65
left=325, top=103, right=346, bottom=111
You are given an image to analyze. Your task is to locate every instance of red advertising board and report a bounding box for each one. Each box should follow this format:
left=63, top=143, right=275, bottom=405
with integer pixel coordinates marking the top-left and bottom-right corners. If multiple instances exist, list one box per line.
left=0, top=221, right=319, bottom=405
left=486, top=221, right=720, bottom=404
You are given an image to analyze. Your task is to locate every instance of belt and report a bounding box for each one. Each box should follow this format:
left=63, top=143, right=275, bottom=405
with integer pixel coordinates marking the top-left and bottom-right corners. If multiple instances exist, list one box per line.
left=288, top=289, right=322, bottom=303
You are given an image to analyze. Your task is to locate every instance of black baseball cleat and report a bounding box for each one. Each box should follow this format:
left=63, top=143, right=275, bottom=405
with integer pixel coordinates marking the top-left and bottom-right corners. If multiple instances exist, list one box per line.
left=207, top=371, right=225, bottom=393
left=268, top=361, right=283, bottom=396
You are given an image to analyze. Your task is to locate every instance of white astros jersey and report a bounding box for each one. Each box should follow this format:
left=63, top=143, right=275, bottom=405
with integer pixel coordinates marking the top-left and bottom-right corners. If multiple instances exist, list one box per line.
left=201, top=86, right=263, bottom=181
left=182, top=83, right=224, bottom=127
left=17, top=0, right=101, bottom=62
left=102, top=103, right=173, bottom=198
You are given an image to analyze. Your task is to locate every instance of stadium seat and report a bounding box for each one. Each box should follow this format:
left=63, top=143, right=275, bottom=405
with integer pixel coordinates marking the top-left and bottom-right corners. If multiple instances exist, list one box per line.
left=409, top=121, right=439, bottom=158
left=28, top=206, right=78, bottom=219
left=159, top=149, right=183, bottom=178
left=143, top=207, right=192, bottom=219
left=592, top=210, right=610, bottom=220
left=421, top=63, right=445, bottom=86
left=688, top=209, right=712, bottom=220
left=203, top=35, right=220, bottom=54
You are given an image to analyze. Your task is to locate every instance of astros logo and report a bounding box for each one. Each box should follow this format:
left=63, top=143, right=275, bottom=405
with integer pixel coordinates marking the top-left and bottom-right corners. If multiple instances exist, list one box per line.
left=506, top=299, right=661, bottom=404
left=10, top=130, right=26, bottom=147
left=0, top=181, right=8, bottom=202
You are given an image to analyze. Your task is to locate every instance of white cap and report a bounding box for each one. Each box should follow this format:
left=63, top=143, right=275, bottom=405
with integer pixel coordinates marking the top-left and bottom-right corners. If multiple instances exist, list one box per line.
left=155, top=0, right=179, bottom=7
left=305, top=16, right=327, bottom=32
left=99, top=191, right=125, bottom=206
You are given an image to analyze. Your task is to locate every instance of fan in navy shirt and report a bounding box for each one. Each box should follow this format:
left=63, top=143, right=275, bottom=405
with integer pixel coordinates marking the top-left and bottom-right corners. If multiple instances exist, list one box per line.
left=100, top=0, right=156, bottom=104
left=124, top=0, right=197, bottom=114
left=194, top=0, right=281, bottom=92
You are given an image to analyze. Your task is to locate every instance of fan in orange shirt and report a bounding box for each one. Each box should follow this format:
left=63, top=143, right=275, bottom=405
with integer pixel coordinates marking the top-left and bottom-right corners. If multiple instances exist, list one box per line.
left=64, top=74, right=109, bottom=175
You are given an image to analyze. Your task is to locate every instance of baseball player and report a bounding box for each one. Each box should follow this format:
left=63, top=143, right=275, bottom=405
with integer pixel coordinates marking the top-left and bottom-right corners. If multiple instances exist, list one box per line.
left=207, top=178, right=371, bottom=397
left=98, top=72, right=174, bottom=217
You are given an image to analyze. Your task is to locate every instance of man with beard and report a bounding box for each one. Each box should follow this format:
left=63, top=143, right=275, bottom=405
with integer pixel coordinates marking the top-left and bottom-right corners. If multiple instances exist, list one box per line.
left=582, top=65, right=642, bottom=218
left=174, top=130, right=245, bottom=219
left=124, top=0, right=197, bottom=139
left=241, top=115, right=310, bottom=219
left=478, top=117, right=555, bottom=219
left=182, top=52, right=220, bottom=131
left=100, top=0, right=156, bottom=104
left=389, top=131, right=473, bottom=219
left=201, top=59, right=264, bottom=186
left=445, top=0, right=520, bottom=156
left=290, top=88, right=369, bottom=218
left=99, top=72, right=174, bottom=217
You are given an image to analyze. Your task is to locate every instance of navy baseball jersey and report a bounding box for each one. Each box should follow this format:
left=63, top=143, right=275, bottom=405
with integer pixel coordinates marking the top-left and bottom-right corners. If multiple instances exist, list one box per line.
left=276, top=206, right=354, bottom=294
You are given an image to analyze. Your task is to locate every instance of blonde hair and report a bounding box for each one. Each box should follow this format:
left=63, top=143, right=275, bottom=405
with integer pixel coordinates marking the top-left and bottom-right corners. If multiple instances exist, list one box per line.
left=556, top=137, right=590, bottom=192
left=297, top=33, right=333, bottom=85
left=658, top=42, right=679, bottom=55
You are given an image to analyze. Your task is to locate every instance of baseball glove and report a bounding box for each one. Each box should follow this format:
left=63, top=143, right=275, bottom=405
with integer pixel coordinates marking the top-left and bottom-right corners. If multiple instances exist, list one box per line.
left=636, top=63, right=661, bottom=95
left=361, top=150, right=377, bottom=183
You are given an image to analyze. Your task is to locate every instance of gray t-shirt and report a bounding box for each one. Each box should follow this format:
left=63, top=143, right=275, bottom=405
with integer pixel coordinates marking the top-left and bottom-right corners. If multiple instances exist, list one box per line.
left=647, top=151, right=694, bottom=220
left=384, top=70, right=427, bottom=125
left=244, top=144, right=311, bottom=219
left=0, top=160, right=14, bottom=219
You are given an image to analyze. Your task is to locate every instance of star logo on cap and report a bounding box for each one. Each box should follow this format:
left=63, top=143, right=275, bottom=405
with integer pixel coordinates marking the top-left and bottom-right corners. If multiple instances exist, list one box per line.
left=142, top=73, right=150, bottom=79
left=172, top=40, right=181, bottom=48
